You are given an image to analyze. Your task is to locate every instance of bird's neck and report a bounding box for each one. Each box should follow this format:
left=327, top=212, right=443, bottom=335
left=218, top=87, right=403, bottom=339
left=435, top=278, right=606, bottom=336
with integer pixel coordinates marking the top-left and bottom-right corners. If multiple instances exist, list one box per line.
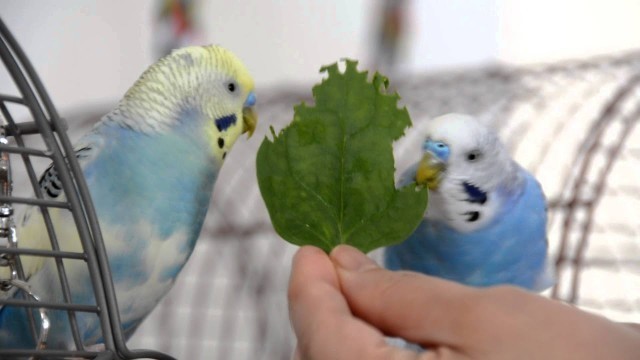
left=102, top=96, right=182, bottom=134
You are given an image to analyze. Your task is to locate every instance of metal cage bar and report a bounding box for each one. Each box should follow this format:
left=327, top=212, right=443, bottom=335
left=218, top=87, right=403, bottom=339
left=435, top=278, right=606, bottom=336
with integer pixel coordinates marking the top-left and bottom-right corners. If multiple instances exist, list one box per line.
left=0, top=17, right=175, bottom=360
left=551, top=73, right=640, bottom=301
left=0, top=16, right=115, bottom=358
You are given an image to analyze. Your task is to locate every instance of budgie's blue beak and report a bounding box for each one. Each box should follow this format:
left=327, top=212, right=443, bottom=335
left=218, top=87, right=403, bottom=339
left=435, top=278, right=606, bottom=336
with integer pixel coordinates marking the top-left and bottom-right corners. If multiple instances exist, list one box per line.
left=242, top=91, right=258, bottom=137
left=416, top=140, right=449, bottom=189
left=423, top=139, right=450, bottom=162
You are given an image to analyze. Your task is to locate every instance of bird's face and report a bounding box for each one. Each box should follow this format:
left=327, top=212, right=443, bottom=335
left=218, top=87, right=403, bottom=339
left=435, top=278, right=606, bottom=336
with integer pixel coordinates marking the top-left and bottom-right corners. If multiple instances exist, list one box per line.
left=416, top=114, right=504, bottom=192
left=116, top=45, right=258, bottom=164
left=160, top=45, right=258, bottom=163
left=199, top=64, right=257, bottom=162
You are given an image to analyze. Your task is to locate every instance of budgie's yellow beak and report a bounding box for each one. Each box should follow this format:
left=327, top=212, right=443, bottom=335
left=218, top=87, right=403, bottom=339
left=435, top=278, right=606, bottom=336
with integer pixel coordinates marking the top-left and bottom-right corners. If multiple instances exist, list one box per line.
left=242, top=91, right=258, bottom=137
left=416, top=152, right=446, bottom=190
left=242, top=107, right=257, bottom=137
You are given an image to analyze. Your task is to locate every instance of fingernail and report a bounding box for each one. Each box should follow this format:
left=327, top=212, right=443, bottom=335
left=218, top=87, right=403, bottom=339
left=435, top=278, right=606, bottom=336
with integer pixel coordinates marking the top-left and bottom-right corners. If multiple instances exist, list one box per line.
left=330, top=245, right=378, bottom=272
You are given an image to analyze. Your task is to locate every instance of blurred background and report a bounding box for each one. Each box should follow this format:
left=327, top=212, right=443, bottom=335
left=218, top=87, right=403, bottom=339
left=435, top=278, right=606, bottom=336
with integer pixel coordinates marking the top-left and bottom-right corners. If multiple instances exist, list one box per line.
left=4, top=0, right=640, bottom=109
left=1, top=1, right=640, bottom=359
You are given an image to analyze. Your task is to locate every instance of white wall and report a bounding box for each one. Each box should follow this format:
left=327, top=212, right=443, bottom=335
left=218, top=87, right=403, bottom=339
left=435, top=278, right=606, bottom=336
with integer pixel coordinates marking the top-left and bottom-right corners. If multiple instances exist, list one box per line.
left=197, top=0, right=373, bottom=87
left=499, top=0, right=640, bottom=63
left=1, top=0, right=376, bottom=112
left=1, top=1, right=155, bottom=112
left=403, top=0, right=500, bottom=72
left=2, top=0, right=640, bottom=113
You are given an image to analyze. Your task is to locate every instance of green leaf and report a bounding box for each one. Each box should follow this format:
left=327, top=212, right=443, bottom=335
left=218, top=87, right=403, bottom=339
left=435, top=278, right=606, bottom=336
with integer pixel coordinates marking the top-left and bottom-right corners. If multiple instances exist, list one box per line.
left=256, top=60, right=428, bottom=253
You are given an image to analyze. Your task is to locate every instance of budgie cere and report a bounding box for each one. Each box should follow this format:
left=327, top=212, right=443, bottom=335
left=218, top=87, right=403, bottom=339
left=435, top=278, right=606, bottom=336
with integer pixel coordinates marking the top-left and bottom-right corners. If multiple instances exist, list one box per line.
left=0, top=45, right=257, bottom=349
left=385, top=114, right=554, bottom=291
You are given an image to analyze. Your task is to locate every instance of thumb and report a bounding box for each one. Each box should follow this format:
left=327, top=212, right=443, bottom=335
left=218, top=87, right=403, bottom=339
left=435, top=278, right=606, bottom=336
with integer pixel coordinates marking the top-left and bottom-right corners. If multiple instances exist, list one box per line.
left=330, top=245, right=477, bottom=348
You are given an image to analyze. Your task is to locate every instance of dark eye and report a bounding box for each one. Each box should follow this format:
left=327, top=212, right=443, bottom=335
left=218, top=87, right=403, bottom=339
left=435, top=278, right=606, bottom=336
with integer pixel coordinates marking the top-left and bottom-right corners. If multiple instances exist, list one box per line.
left=227, top=82, right=236, bottom=92
left=466, top=150, right=481, bottom=162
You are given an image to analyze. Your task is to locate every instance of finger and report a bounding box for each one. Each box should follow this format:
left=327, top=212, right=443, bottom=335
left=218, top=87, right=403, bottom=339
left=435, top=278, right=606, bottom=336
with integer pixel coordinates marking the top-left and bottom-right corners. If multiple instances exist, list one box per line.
left=330, top=245, right=479, bottom=348
left=292, top=344, right=301, bottom=360
left=623, top=323, right=640, bottom=332
left=288, top=246, right=426, bottom=360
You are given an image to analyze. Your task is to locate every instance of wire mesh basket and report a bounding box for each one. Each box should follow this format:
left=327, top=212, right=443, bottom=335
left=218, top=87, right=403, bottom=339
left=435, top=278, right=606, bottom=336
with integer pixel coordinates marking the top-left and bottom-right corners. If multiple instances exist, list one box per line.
left=0, top=17, right=174, bottom=360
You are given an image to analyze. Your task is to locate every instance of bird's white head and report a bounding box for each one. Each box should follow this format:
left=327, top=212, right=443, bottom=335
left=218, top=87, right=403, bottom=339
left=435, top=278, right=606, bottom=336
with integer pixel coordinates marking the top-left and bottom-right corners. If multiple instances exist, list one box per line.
left=416, top=113, right=518, bottom=193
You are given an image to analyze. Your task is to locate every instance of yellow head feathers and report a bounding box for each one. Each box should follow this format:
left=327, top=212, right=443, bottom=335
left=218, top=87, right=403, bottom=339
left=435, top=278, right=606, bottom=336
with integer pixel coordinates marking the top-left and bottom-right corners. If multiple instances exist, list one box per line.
left=111, top=45, right=257, bottom=140
left=166, top=45, right=255, bottom=101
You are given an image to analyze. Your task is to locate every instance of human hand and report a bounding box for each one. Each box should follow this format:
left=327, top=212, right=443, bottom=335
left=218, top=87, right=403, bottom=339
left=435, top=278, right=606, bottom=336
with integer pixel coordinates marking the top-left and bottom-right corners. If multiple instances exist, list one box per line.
left=288, top=245, right=640, bottom=359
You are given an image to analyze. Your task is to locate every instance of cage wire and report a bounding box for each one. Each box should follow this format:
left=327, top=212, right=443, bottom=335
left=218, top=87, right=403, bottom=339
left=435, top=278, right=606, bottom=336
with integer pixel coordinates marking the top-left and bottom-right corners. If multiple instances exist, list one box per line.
left=0, top=17, right=176, bottom=360
left=1, top=15, right=639, bottom=360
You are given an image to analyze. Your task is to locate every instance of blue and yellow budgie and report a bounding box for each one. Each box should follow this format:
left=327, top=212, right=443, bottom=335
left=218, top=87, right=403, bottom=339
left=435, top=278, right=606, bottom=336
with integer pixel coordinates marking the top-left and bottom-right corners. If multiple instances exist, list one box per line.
left=385, top=114, right=554, bottom=291
left=0, top=45, right=257, bottom=349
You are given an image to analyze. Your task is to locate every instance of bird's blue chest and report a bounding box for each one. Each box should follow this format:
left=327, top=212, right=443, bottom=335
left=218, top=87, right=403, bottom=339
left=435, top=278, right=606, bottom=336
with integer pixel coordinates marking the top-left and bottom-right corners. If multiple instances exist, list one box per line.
left=82, top=127, right=218, bottom=283
left=88, top=135, right=214, bottom=226
left=385, top=173, right=548, bottom=289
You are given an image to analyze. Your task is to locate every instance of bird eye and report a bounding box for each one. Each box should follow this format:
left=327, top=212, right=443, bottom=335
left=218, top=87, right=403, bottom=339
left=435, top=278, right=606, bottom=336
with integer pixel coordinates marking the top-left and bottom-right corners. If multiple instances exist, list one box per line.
left=227, top=82, right=236, bottom=93
left=466, top=150, right=481, bottom=162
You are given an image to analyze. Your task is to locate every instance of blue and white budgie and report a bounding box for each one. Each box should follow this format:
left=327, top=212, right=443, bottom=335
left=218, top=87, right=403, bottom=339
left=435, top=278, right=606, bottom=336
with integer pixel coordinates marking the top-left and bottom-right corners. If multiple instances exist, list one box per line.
left=0, top=45, right=257, bottom=349
left=385, top=114, right=554, bottom=291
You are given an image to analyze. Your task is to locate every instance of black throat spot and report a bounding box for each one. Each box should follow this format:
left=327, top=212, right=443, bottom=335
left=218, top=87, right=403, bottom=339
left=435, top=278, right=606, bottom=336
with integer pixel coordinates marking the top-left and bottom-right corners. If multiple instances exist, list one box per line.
left=462, top=181, right=488, bottom=205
